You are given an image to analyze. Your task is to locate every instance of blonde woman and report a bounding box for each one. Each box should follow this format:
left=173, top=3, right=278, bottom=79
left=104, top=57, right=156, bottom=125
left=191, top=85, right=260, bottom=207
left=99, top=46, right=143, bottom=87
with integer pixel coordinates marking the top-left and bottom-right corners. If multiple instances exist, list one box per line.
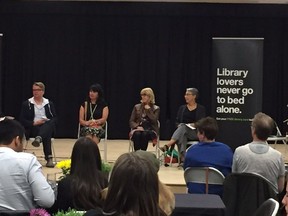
left=129, top=87, right=160, bottom=151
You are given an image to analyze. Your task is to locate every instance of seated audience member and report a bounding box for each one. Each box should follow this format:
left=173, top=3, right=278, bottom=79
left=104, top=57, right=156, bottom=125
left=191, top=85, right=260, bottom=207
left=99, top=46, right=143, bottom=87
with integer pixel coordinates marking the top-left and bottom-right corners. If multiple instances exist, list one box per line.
left=129, top=87, right=160, bottom=151
left=87, top=152, right=167, bottom=216
left=79, top=84, right=109, bottom=144
left=20, top=82, right=57, bottom=168
left=184, top=116, right=233, bottom=196
left=160, top=88, right=206, bottom=165
left=135, top=150, right=175, bottom=215
left=0, top=118, right=55, bottom=210
left=50, top=137, right=108, bottom=213
left=232, top=112, right=285, bottom=194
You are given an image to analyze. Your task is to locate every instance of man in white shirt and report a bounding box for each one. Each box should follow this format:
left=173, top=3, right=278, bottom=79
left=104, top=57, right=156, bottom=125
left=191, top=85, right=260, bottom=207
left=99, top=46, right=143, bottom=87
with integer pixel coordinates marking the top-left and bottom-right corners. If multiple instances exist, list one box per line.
left=0, top=118, right=55, bottom=210
left=20, top=82, right=57, bottom=167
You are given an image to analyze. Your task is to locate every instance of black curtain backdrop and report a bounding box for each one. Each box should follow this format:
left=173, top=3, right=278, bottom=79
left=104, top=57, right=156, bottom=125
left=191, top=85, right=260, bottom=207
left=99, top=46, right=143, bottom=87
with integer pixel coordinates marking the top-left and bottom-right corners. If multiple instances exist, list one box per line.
left=0, top=2, right=288, bottom=147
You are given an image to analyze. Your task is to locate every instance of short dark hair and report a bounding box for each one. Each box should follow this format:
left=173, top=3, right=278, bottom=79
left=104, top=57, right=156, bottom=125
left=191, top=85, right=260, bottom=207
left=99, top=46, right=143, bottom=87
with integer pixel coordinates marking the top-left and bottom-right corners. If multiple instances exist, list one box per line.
left=70, top=137, right=107, bottom=209
left=0, top=119, right=25, bottom=145
left=104, top=152, right=161, bottom=216
left=195, top=117, right=218, bottom=140
left=251, top=112, right=274, bottom=140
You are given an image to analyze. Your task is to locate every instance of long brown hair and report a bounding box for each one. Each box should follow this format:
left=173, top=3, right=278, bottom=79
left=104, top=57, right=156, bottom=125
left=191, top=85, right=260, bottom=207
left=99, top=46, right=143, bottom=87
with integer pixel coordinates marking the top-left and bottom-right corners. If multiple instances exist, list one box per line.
left=103, top=152, right=166, bottom=216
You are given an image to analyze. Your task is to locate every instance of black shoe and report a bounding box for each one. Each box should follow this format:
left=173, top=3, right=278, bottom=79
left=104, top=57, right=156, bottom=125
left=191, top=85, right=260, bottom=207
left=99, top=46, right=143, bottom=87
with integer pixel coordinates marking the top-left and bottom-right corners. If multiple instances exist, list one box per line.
left=32, top=136, right=42, bottom=147
left=46, top=158, right=55, bottom=168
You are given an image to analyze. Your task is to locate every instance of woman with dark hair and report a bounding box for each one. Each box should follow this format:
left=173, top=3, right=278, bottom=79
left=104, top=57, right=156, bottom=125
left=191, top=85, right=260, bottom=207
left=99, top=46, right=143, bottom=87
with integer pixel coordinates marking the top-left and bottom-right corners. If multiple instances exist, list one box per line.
left=79, top=84, right=109, bottom=144
left=51, top=137, right=108, bottom=212
left=102, top=152, right=166, bottom=216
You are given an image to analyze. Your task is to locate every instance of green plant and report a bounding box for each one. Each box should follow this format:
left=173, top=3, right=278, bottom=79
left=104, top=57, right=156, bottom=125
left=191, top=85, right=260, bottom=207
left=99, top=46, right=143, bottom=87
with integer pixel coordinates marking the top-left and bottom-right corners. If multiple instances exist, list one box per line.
left=54, top=209, right=85, bottom=216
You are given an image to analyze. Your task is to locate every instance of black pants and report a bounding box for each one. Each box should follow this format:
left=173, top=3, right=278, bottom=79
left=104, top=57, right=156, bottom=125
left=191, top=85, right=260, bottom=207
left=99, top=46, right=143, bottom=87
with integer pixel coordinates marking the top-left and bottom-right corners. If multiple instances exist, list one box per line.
left=30, top=119, right=56, bottom=160
left=132, top=130, right=156, bottom=151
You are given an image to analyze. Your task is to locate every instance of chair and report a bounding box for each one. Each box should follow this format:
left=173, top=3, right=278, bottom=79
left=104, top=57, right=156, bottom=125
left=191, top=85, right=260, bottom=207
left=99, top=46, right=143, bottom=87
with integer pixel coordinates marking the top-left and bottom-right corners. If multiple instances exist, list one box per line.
left=24, top=137, right=57, bottom=164
left=184, top=167, right=225, bottom=194
left=78, top=122, right=108, bottom=162
left=267, top=121, right=287, bottom=153
left=252, top=198, right=279, bottom=216
left=128, top=121, right=160, bottom=159
left=223, top=172, right=277, bottom=216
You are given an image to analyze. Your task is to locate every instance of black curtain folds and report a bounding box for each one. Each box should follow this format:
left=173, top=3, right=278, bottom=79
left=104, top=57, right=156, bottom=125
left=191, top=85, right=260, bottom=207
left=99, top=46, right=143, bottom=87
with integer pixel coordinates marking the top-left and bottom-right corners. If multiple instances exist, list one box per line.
left=0, top=2, right=287, bottom=145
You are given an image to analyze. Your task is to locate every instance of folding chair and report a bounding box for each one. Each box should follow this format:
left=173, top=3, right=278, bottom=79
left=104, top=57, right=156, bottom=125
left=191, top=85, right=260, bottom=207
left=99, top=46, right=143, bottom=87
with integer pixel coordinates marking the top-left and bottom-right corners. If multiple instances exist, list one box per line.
left=184, top=166, right=225, bottom=194
left=24, top=137, right=57, bottom=164
left=267, top=121, right=287, bottom=153
left=252, top=198, right=279, bottom=216
left=78, top=121, right=108, bottom=162
left=128, top=121, right=160, bottom=159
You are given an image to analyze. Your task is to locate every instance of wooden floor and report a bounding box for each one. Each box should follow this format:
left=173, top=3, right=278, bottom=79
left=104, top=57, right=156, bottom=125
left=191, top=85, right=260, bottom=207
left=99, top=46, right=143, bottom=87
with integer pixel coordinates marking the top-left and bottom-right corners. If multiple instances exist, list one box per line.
left=24, top=138, right=288, bottom=194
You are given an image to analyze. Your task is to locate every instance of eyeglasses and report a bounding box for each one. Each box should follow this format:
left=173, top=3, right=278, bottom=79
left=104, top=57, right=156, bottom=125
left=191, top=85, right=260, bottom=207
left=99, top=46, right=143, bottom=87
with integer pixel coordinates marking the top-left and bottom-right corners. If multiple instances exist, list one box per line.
left=33, top=89, right=43, bottom=91
left=141, top=93, right=148, bottom=96
left=185, top=93, right=193, bottom=96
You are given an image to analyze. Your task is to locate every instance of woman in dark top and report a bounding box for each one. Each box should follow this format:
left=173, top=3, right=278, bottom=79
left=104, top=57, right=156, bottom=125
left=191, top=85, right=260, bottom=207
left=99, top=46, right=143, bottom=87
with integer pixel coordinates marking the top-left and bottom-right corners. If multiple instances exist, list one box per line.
left=51, top=137, right=108, bottom=213
left=160, top=88, right=206, bottom=165
left=79, top=83, right=109, bottom=144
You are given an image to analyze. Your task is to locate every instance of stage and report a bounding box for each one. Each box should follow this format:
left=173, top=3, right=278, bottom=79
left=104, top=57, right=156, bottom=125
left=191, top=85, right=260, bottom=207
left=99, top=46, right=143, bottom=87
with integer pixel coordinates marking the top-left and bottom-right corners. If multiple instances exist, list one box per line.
left=24, top=138, right=288, bottom=194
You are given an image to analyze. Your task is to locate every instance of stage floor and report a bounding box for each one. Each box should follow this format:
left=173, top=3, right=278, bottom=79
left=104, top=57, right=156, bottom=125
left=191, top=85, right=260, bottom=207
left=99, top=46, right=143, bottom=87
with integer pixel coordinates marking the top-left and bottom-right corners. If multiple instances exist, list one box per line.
left=24, top=138, right=288, bottom=193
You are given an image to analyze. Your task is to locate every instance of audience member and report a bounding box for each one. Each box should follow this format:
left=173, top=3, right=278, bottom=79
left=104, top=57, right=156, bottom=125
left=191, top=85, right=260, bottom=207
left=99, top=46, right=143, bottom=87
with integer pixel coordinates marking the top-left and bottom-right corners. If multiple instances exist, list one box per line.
left=88, top=152, right=167, bottom=216
left=135, top=150, right=175, bottom=215
left=0, top=118, right=55, bottom=210
left=232, top=112, right=285, bottom=193
left=20, top=82, right=57, bottom=168
left=129, top=87, right=160, bottom=151
left=184, top=116, right=233, bottom=196
left=160, top=88, right=206, bottom=165
left=79, top=84, right=109, bottom=144
left=50, top=137, right=108, bottom=213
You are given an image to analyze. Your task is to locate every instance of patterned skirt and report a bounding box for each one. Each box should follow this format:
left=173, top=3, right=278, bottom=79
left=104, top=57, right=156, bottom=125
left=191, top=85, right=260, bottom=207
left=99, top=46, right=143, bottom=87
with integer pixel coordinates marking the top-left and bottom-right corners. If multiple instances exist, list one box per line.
left=80, top=126, right=105, bottom=139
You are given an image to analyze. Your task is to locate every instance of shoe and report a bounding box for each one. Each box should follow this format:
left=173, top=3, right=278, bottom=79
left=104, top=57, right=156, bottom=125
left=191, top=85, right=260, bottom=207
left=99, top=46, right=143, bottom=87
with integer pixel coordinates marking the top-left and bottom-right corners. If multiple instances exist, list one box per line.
left=178, top=162, right=183, bottom=169
left=46, top=158, right=55, bottom=168
left=32, top=136, right=42, bottom=147
left=160, top=145, right=169, bottom=152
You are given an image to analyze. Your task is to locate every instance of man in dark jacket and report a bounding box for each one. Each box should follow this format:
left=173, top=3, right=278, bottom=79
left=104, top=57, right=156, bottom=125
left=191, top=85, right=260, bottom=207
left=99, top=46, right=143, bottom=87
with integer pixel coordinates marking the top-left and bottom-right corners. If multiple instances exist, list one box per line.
left=20, top=82, right=57, bottom=168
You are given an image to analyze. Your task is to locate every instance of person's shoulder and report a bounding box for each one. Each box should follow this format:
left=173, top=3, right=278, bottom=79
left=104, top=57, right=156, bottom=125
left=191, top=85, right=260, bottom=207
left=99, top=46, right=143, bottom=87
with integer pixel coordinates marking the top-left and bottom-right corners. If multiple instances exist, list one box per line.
left=234, top=143, right=249, bottom=152
left=197, top=104, right=206, bottom=110
left=153, top=104, right=160, bottom=110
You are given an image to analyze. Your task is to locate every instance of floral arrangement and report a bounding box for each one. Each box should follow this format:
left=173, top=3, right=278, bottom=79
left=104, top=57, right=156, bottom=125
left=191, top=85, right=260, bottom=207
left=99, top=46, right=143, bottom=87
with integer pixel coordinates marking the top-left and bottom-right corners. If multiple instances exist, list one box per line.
left=30, top=208, right=51, bottom=216
left=56, top=159, right=112, bottom=178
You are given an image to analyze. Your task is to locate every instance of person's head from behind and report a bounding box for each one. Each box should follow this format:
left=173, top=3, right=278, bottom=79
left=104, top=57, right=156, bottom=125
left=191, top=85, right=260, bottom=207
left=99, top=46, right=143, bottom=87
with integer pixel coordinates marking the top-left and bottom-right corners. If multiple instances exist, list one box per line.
left=70, top=137, right=105, bottom=209
left=140, top=87, right=155, bottom=105
left=70, top=137, right=102, bottom=174
left=195, top=117, right=218, bottom=141
left=104, top=152, right=161, bottom=216
left=0, top=118, right=25, bottom=152
left=88, top=83, right=104, bottom=103
left=251, top=112, right=274, bottom=141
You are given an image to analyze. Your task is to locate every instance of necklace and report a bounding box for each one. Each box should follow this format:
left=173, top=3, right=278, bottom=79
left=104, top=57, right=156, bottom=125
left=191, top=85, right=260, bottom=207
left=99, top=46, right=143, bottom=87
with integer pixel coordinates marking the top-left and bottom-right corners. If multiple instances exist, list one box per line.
left=89, top=103, right=97, bottom=120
